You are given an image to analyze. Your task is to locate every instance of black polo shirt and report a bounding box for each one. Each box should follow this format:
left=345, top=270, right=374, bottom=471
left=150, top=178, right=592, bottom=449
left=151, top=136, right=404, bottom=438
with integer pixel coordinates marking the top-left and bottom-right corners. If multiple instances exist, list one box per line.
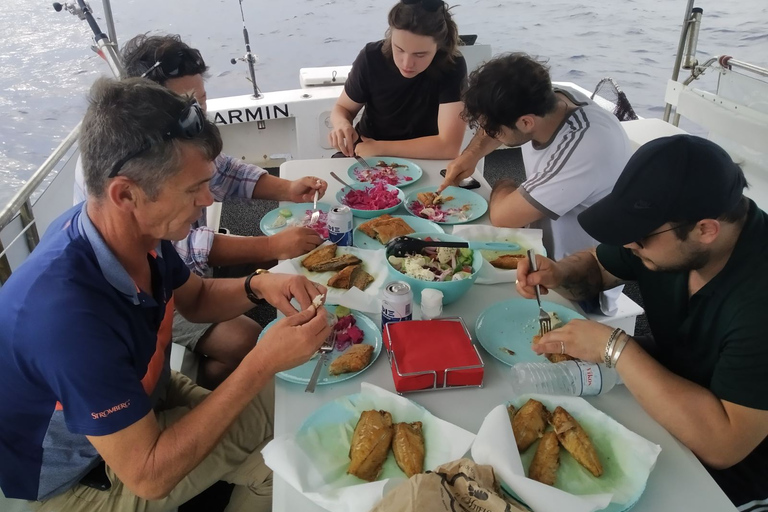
left=345, top=40, right=467, bottom=142
left=596, top=199, right=768, bottom=508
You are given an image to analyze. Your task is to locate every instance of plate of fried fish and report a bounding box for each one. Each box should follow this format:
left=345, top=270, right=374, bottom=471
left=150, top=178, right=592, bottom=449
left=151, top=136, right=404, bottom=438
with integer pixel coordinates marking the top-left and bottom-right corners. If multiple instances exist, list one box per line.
left=404, top=185, right=488, bottom=224
left=259, top=305, right=382, bottom=386
left=353, top=214, right=444, bottom=250
left=472, top=397, right=661, bottom=512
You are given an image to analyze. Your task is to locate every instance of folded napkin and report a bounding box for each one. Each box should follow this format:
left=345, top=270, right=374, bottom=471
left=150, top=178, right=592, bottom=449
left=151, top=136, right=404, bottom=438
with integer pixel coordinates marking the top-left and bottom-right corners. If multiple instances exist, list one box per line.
left=271, top=242, right=389, bottom=313
left=471, top=395, right=661, bottom=512
left=262, top=383, right=476, bottom=512
left=450, top=225, right=545, bottom=285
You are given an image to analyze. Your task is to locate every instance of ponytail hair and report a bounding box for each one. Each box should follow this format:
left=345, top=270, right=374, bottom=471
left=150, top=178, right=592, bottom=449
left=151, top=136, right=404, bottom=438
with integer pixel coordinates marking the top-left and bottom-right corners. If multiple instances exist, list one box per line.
left=382, top=0, right=460, bottom=67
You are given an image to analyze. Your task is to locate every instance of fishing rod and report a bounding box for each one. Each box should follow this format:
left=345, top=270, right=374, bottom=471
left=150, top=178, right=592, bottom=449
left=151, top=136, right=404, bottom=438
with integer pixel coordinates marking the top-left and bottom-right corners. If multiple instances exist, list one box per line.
left=230, top=0, right=262, bottom=99
left=52, top=1, right=124, bottom=78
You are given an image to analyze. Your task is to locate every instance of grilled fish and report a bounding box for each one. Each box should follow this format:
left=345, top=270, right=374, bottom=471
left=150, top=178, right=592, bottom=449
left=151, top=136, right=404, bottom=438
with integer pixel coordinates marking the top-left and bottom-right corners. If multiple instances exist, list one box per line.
left=348, top=410, right=394, bottom=482
left=392, top=421, right=425, bottom=478
left=512, top=399, right=550, bottom=452
left=550, top=406, right=603, bottom=477
left=528, top=430, right=560, bottom=485
left=328, top=344, right=374, bottom=375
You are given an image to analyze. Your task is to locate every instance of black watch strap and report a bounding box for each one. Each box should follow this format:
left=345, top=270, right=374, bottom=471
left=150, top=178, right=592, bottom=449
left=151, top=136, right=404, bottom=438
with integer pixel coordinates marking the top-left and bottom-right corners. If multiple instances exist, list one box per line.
left=244, top=269, right=268, bottom=304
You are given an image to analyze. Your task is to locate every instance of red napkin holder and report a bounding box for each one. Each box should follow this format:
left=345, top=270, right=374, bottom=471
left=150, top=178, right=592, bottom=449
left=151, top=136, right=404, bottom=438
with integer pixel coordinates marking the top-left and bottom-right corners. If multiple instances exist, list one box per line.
left=383, top=317, right=484, bottom=394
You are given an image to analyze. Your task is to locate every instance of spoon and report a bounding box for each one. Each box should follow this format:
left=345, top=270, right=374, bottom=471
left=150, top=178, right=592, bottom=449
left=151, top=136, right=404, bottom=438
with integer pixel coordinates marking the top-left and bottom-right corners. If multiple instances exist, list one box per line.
left=386, top=236, right=521, bottom=257
left=330, top=171, right=354, bottom=189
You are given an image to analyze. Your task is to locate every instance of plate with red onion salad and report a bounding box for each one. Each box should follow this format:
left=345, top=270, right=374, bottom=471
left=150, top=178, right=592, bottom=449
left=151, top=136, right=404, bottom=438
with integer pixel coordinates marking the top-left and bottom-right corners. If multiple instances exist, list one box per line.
left=336, top=182, right=405, bottom=219
left=347, top=157, right=422, bottom=188
left=404, top=186, right=488, bottom=224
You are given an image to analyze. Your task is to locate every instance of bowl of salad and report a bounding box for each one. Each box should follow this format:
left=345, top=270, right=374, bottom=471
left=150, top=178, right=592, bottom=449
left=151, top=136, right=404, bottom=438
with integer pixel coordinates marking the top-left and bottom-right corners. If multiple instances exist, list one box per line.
left=385, top=232, right=483, bottom=304
left=336, top=182, right=405, bottom=219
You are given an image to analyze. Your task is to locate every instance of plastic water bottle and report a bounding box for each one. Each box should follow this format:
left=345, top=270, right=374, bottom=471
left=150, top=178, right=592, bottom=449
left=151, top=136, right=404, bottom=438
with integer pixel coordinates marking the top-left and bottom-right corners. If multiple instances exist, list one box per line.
left=508, top=360, right=620, bottom=396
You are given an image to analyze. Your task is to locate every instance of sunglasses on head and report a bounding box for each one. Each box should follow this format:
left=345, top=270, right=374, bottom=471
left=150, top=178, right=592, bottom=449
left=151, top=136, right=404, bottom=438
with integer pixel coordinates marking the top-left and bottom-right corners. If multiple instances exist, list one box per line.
left=140, top=48, right=205, bottom=81
left=108, top=101, right=206, bottom=178
left=402, top=0, right=445, bottom=12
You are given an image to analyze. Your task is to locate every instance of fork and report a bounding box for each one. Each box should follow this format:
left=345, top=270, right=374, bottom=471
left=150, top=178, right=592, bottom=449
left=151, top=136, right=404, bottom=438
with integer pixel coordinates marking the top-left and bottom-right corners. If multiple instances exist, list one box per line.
left=354, top=154, right=374, bottom=171
left=526, top=249, right=552, bottom=335
left=305, top=330, right=336, bottom=393
left=309, top=189, right=320, bottom=226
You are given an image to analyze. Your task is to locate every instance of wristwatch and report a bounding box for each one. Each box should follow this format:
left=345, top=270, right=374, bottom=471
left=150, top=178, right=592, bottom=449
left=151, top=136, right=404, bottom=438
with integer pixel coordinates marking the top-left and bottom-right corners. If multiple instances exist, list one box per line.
left=244, top=269, right=269, bottom=304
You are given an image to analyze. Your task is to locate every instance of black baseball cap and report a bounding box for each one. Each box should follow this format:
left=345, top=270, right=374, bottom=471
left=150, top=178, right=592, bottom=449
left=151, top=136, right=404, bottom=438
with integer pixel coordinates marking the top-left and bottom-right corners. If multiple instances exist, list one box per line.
left=578, top=134, right=747, bottom=246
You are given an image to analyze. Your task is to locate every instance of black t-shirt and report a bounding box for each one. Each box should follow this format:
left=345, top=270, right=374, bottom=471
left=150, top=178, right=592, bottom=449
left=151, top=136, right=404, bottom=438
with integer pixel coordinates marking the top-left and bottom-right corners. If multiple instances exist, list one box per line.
left=344, top=40, right=467, bottom=141
left=596, top=199, right=768, bottom=508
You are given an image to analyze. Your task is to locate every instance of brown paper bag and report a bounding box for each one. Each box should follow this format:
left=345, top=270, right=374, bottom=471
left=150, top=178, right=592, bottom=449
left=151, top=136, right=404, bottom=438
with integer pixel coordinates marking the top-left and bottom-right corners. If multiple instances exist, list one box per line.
left=371, top=458, right=529, bottom=512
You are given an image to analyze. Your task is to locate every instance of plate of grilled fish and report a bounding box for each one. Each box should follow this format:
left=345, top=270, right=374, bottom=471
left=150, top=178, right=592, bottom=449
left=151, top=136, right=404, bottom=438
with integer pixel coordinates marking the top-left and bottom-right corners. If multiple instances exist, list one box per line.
left=258, top=306, right=382, bottom=386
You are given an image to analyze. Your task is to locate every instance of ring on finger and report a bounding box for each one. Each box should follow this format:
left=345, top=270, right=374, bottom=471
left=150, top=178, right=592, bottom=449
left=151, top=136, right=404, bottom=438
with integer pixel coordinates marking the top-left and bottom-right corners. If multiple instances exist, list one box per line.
left=560, top=341, right=565, bottom=355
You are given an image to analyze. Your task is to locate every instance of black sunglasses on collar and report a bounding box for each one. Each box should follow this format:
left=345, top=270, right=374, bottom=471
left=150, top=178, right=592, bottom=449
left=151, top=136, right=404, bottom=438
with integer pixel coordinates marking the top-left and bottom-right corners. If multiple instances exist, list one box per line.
left=140, top=48, right=205, bottom=81
left=402, top=0, right=445, bottom=12
left=108, top=101, right=206, bottom=178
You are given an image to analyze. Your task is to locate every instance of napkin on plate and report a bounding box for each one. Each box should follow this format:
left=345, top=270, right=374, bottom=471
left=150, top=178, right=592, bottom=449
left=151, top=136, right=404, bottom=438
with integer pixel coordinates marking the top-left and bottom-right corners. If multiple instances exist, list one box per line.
left=450, top=225, right=545, bottom=285
left=262, top=382, right=476, bottom=512
left=471, top=395, right=661, bottom=512
left=271, top=242, right=389, bottom=313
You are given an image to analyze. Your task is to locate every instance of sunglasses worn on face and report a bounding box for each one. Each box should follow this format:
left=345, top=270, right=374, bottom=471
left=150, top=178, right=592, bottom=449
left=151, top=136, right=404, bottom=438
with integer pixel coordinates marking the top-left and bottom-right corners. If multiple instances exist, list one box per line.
left=108, top=101, right=205, bottom=178
left=635, top=224, right=689, bottom=249
left=402, top=0, right=445, bottom=12
left=140, top=48, right=205, bottom=81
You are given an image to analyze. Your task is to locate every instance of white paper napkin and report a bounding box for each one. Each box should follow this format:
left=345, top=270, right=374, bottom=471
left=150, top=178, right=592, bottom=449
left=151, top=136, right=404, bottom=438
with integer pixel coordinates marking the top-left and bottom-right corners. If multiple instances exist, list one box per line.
left=271, top=242, right=389, bottom=313
left=450, top=225, right=546, bottom=285
left=262, top=382, right=476, bottom=512
left=471, top=395, right=661, bottom=512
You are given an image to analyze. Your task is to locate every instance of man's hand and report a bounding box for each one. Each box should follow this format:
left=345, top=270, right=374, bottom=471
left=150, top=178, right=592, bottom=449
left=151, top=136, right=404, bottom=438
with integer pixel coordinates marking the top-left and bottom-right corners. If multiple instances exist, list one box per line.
left=437, top=154, right=479, bottom=193
left=329, top=123, right=358, bottom=157
left=255, top=305, right=333, bottom=374
left=532, top=319, right=613, bottom=363
left=287, top=177, right=327, bottom=203
left=252, top=273, right=327, bottom=316
left=268, top=226, right=322, bottom=260
left=515, top=254, right=563, bottom=298
left=354, top=136, right=380, bottom=158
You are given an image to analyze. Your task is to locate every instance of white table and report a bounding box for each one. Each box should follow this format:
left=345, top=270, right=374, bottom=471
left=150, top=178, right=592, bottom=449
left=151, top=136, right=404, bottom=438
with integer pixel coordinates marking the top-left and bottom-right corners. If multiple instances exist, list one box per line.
left=273, top=158, right=737, bottom=512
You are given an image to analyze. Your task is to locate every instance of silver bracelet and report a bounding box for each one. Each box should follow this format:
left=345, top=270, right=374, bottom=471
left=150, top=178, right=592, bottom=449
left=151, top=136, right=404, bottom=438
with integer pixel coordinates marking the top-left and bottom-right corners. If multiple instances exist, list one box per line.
left=603, top=328, right=623, bottom=368
left=611, top=332, right=630, bottom=368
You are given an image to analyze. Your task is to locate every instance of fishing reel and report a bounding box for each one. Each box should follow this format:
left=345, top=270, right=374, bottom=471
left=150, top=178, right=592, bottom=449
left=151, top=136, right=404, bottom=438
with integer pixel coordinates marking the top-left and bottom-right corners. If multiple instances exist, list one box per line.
left=52, top=1, right=91, bottom=20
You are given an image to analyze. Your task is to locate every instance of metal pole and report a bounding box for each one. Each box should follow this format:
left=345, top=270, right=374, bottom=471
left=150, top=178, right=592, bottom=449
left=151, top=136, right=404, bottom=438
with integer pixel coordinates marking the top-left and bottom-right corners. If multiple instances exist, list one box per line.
left=663, top=0, right=696, bottom=122
left=101, top=0, right=119, bottom=48
left=19, top=201, right=40, bottom=251
left=0, top=240, right=10, bottom=285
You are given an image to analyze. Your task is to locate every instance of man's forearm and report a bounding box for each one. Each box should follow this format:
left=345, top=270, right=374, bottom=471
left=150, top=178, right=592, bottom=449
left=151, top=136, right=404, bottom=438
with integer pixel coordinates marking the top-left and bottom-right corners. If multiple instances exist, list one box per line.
left=251, top=174, right=291, bottom=201
left=207, top=233, right=276, bottom=268
left=372, top=135, right=461, bottom=160
left=553, top=250, right=606, bottom=301
left=462, top=129, right=502, bottom=161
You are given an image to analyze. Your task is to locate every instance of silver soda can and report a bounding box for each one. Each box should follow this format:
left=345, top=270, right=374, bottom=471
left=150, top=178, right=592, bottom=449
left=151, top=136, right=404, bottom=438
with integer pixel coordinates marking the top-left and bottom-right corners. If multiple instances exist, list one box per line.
left=327, top=205, right=353, bottom=246
left=381, top=281, right=413, bottom=327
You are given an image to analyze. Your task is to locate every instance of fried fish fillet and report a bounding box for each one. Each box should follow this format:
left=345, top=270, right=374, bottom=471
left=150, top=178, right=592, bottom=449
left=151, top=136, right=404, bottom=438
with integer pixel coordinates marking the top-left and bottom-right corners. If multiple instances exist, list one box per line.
left=512, top=399, right=550, bottom=452
left=327, top=264, right=374, bottom=291
left=329, top=343, right=374, bottom=375
left=392, top=421, right=425, bottom=478
left=301, top=244, right=337, bottom=270
left=489, top=254, right=526, bottom=269
left=348, top=410, right=394, bottom=482
left=417, top=192, right=438, bottom=206
left=528, top=430, right=560, bottom=485
left=532, top=334, right=575, bottom=363
left=507, top=404, right=516, bottom=425
left=307, top=254, right=362, bottom=272
left=358, top=214, right=394, bottom=239
left=550, top=406, right=603, bottom=477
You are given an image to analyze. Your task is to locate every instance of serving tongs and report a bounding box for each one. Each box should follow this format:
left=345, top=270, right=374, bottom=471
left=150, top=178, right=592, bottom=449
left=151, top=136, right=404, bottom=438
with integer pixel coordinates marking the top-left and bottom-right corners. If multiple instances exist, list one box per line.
left=385, top=235, right=521, bottom=258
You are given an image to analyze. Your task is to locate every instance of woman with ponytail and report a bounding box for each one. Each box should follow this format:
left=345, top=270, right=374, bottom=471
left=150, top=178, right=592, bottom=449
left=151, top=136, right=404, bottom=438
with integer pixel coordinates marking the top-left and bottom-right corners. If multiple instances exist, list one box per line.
left=329, top=0, right=467, bottom=160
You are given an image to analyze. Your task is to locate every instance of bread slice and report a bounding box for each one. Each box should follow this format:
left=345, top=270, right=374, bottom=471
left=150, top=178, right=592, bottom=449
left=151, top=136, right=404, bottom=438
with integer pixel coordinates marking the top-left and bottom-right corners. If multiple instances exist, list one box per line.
left=372, top=217, right=414, bottom=244
left=358, top=214, right=393, bottom=239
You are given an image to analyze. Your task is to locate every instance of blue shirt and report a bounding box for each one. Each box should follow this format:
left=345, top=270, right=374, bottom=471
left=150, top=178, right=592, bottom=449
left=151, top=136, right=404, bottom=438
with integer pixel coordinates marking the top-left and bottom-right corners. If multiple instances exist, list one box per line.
left=0, top=203, right=190, bottom=500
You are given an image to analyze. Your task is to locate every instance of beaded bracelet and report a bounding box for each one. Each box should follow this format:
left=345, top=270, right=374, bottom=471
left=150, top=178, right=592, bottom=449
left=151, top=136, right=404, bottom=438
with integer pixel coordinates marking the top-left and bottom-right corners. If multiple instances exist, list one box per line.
left=603, top=328, right=623, bottom=367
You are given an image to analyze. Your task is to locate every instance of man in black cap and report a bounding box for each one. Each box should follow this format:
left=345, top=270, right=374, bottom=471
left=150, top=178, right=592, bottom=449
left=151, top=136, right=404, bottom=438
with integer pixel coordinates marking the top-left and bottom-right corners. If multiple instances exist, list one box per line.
left=515, top=134, right=768, bottom=508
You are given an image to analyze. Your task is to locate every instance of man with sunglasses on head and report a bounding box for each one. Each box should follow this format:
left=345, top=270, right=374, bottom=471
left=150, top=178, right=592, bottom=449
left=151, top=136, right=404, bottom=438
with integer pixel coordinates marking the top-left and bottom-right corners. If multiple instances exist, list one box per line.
left=74, top=34, right=329, bottom=389
left=516, top=135, right=768, bottom=509
left=0, top=77, right=331, bottom=512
